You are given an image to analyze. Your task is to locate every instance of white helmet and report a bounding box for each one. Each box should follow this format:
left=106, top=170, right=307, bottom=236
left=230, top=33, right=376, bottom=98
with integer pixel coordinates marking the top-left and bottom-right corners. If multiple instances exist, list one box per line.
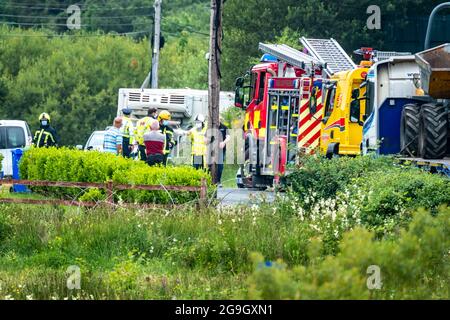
left=195, top=114, right=206, bottom=123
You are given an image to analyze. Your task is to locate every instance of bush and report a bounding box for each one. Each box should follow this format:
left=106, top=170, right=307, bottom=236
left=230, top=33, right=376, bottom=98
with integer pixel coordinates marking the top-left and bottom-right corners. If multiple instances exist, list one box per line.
left=287, top=156, right=395, bottom=209
left=244, top=207, right=450, bottom=300
left=19, top=147, right=211, bottom=204
left=345, top=169, right=450, bottom=233
left=282, top=156, right=450, bottom=254
left=0, top=153, right=3, bottom=172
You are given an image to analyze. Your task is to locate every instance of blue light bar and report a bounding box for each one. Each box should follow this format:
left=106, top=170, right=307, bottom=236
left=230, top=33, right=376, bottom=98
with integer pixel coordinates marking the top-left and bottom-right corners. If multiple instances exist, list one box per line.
left=261, top=54, right=278, bottom=63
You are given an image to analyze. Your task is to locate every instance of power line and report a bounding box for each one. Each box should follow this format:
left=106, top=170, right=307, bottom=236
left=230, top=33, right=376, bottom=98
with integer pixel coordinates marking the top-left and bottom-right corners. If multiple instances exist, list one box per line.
left=161, top=19, right=209, bottom=36
left=0, top=13, right=153, bottom=20
left=0, top=3, right=155, bottom=11
left=0, top=21, right=151, bottom=27
left=0, top=2, right=85, bottom=9
left=0, top=30, right=149, bottom=37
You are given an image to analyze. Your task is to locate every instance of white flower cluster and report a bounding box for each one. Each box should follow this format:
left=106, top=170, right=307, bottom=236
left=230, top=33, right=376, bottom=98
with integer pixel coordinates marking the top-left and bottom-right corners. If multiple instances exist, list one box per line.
left=287, top=187, right=370, bottom=239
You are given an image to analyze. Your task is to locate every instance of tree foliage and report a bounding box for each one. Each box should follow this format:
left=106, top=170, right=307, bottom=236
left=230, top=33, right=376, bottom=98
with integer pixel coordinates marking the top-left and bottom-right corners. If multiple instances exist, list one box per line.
left=222, top=0, right=450, bottom=89
left=2, top=0, right=450, bottom=143
left=0, top=27, right=149, bottom=146
left=0, top=26, right=209, bottom=146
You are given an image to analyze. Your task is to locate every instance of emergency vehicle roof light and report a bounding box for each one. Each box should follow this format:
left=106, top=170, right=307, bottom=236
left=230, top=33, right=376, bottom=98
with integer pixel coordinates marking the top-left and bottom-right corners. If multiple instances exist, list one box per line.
left=261, top=54, right=278, bottom=63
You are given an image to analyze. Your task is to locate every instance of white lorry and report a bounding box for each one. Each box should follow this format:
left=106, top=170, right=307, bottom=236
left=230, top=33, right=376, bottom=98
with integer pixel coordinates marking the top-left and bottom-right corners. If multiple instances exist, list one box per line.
left=117, top=88, right=234, bottom=127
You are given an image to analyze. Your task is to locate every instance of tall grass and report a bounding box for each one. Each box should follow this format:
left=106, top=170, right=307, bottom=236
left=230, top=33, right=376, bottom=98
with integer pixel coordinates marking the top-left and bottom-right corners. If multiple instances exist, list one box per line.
left=0, top=202, right=312, bottom=299
left=0, top=156, right=449, bottom=300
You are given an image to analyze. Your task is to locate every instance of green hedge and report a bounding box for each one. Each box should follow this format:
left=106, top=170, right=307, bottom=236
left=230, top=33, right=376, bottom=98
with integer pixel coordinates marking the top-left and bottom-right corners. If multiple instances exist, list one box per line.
left=281, top=156, right=450, bottom=254
left=0, top=153, right=3, bottom=173
left=288, top=156, right=450, bottom=213
left=244, top=207, right=450, bottom=299
left=19, top=147, right=211, bottom=204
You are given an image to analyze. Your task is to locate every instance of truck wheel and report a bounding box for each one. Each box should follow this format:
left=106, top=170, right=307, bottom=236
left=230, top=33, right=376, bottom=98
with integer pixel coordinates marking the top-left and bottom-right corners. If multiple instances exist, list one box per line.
left=326, top=143, right=339, bottom=159
left=236, top=166, right=245, bottom=189
left=418, top=103, right=448, bottom=159
left=400, top=104, right=420, bottom=156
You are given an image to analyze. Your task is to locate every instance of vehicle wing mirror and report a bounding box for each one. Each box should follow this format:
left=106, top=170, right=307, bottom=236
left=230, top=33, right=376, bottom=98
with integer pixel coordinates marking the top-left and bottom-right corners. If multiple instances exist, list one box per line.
left=235, top=77, right=244, bottom=88
left=351, top=88, right=360, bottom=100
left=309, top=88, right=318, bottom=114
left=234, top=87, right=245, bottom=108
left=234, top=77, right=246, bottom=108
left=350, top=100, right=361, bottom=123
left=87, top=146, right=93, bottom=151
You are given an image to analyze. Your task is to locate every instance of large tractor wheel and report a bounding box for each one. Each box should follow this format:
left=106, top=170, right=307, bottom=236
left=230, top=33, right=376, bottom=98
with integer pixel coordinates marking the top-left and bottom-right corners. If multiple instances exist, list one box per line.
left=400, top=104, right=420, bottom=156
left=418, top=103, right=448, bottom=159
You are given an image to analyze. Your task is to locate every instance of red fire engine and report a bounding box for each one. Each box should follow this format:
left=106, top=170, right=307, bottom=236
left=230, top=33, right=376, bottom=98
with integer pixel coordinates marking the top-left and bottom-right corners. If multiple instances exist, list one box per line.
left=234, top=39, right=356, bottom=189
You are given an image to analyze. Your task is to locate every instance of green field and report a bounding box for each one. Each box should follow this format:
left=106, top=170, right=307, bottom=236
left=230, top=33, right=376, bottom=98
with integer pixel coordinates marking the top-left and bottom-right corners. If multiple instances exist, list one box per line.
left=0, top=156, right=449, bottom=300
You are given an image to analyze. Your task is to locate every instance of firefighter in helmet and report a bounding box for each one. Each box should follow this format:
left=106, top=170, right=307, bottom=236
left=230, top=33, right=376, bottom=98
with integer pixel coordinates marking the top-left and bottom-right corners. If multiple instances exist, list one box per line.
left=33, top=113, right=59, bottom=148
left=158, top=110, right=176, bottom=166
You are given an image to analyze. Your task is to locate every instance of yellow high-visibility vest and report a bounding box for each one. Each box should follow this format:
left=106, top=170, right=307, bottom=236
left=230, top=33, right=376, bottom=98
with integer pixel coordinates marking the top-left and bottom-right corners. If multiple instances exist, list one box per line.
left=121, top=116, right=134, bottom=140
left=190, top=126, right=207, bottom=156
left=134, top=117, right=156, bottom=145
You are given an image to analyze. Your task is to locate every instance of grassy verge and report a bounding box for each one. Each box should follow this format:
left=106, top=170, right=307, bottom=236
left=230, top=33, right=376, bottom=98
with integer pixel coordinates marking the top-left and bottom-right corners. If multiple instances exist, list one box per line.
left=0, top=156, right=448, bottom=300
left=0, top=185, right=49, bottom=200
left=221, top=164, right=239, bottom=188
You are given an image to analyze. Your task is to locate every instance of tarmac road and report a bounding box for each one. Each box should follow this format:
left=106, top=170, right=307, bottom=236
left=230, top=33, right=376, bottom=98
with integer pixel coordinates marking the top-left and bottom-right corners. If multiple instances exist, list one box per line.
left=216, top=188, right=276, bottom=206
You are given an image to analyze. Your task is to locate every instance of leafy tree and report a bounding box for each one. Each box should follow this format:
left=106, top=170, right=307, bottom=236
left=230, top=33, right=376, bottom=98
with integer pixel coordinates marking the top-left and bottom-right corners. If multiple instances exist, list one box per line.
left=222, top=0, right=450, bottom=90
left=0, top=27, right=150, bottom=146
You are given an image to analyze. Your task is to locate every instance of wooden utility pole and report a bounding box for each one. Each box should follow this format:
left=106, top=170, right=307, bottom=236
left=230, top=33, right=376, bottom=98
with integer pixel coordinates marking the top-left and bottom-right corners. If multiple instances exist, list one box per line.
left=151, top=0, right=162, bottom=89
left=208, top=0, right=223, bottom=184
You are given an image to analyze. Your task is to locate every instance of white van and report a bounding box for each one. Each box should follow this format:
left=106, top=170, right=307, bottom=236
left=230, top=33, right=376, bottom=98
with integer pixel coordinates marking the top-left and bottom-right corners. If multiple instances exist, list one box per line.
left=0, top=120, right=32, bottom=177
left=84, top=130, right=106, bottom=152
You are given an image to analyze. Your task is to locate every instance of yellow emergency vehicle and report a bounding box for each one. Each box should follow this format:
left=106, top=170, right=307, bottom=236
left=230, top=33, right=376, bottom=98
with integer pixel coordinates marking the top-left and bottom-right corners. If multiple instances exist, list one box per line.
left=320, top=64, right=370, bottom=158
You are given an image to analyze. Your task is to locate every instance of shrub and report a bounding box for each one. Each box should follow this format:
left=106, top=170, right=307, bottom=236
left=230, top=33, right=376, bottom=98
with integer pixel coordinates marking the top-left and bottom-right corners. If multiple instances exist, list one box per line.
left=0, top=153, right=3, bottom=172
left=19, top=147, right=211, bottom=204
left=281, top=156, right=450, bottom=254
left=243, top=207, right=450, bottom=300
left=345, top=169, right=450, bottom=234
left=287, top=155, right=396, bottom=209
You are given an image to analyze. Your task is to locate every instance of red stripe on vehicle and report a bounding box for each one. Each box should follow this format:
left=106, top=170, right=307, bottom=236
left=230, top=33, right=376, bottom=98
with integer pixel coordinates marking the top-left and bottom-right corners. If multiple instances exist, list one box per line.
left=324, top=118, right=345, bottom=131
left=305, top=130, right=321, bottom=147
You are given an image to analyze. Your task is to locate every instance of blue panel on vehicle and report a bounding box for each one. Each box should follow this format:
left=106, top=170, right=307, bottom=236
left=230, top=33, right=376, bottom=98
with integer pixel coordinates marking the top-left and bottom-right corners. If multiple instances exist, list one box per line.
left=363, top=112, right=374, bottom=136
left=378, top=98, right=421, bottom=155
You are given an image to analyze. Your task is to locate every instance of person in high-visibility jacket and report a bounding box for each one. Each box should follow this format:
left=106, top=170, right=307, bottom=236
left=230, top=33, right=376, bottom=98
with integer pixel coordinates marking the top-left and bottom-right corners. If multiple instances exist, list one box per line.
left=120, top=108, right=134, bottom=158
left=134, top=108, right=157, bottom=161
left=158, top=110, right=176, bottom=166
left=187, top=114, right=207, bottom=170
left=33, top=113, right=59, bottom=148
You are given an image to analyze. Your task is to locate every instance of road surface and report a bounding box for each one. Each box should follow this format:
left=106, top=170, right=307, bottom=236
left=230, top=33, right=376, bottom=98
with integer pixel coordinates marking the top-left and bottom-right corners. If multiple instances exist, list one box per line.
left=216, top=188, right=276, bottom=206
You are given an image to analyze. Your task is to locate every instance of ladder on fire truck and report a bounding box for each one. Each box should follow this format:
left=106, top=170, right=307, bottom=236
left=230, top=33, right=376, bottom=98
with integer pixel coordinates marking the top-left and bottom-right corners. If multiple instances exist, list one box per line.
left=257, top=43, right=317, bottom=176
left=300, top=37, right=357, bottom=76
left=258, top=43, right=322, bottom=71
